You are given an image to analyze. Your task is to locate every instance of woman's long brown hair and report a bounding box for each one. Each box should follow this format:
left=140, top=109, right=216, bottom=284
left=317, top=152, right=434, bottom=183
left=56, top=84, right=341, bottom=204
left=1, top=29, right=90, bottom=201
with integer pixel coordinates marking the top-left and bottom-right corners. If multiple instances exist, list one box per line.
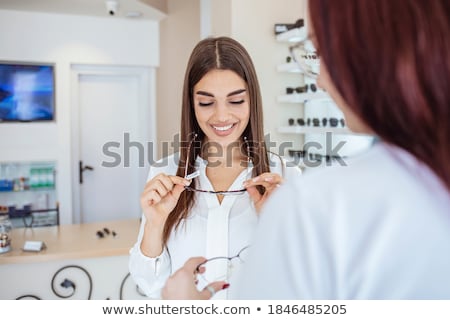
left=162, top=37, right=270, bottom=246
left=309, top=0, right=450, bottom=190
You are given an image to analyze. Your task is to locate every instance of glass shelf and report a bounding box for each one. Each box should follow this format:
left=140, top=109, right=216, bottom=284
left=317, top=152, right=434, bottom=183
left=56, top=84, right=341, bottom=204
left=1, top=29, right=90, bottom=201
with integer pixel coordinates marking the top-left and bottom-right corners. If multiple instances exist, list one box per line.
left=277, top=62, right=302, bottom=73
left=277, top=126, right=375, bottom=137
left=0, top=160, right=58, bottom=227
left=0, top=187, right=56, bottom=194
left=279, top=126, right=352, bottom=135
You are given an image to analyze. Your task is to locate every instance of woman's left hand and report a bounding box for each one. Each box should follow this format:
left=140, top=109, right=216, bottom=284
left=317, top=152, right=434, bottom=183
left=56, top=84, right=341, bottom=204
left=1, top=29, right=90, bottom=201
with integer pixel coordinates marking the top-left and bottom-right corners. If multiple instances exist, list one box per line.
left=243, top=173, right=284, bottom=214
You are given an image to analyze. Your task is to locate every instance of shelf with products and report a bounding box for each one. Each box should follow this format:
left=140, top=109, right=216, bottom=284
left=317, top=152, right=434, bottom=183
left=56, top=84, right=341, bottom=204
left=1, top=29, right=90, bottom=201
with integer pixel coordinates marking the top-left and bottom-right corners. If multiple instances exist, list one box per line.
left=0, top=162, right=56, bottom=192
left=0, top=161, right=58, bottom=228
left=274, top=18, right=374, bottom=165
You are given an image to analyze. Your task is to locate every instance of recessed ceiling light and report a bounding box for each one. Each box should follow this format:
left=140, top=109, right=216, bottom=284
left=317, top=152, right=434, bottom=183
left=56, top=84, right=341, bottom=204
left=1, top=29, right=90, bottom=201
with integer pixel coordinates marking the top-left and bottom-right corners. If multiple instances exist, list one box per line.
left=105, top=0, right=119, bottom=16
left=126, top=11, right=142, bottom=18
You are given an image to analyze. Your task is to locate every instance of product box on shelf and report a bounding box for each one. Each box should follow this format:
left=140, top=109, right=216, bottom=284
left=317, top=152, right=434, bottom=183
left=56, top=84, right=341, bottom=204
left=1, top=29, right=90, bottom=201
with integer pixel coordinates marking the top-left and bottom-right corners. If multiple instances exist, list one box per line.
left=7, top=204, right=32, bottom=218
left=0, top=179, right=13, bottom=192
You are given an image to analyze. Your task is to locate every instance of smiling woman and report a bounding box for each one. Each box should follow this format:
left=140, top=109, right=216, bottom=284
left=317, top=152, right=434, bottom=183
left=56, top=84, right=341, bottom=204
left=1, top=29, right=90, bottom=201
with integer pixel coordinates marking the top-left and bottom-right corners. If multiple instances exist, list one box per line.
left=128, top=36, right=302, bottom=299
left=193, top=69, right=250, bottom=147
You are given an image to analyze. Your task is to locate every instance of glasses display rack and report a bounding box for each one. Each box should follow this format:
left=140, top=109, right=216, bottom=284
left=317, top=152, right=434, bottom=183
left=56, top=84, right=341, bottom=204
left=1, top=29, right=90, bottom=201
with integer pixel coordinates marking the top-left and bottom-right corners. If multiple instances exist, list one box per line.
left=274, top=19, right=374, bottom=169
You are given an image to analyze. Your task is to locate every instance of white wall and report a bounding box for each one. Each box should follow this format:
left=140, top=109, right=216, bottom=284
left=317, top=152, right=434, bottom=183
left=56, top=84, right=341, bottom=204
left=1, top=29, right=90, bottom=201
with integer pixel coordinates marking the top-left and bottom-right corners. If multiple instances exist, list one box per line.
left=156, top=0, right=200, bottom=158
left=0, top=9, right=159, bottom=224
left=231, top=0, right=306, bottom=152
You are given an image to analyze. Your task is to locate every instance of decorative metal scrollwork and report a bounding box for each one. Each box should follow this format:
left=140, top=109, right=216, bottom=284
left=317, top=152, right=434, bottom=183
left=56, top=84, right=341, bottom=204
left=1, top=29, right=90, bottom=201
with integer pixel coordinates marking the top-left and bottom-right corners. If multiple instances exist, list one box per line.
left=15, top=265, right=142, bottom=299
left=119, top=272, right=146, bottom=300
left=51, top=265, right=93, bottom=299
left=16, top=294, right=41, bottom=300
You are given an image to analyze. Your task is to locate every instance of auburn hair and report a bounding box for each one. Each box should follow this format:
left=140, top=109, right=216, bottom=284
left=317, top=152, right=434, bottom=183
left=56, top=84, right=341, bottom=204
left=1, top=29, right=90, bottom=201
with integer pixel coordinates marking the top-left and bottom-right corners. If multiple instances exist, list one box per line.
left=162, top=37, right=270, bottom=246
left=309, top=0, right=450, bottom=190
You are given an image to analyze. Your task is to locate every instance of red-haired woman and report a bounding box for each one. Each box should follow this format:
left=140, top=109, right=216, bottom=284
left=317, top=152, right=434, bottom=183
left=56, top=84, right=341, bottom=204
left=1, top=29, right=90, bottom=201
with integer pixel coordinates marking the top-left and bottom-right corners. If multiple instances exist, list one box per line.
left=163, top=0, right=450, bottom=299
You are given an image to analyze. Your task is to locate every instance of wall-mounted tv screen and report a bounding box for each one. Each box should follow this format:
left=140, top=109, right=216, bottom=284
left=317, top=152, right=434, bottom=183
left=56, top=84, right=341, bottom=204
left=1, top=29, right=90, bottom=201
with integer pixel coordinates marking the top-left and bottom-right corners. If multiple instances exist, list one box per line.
left=0, top=62, right=55, bottom=122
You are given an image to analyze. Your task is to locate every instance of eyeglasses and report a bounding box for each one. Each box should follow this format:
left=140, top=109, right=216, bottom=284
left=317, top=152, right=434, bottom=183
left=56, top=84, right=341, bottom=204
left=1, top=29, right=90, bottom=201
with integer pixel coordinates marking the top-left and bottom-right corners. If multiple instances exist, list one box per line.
left=195, top=246, right=251, bottom=284
left=183, top=134, right=250, bottom=196
left=274, top=18, right=305, bottom=35
left=312, top=118, right=320, bottom=127
left=293, top=117, right=346, bottom=128
left=96, top=227, right=117, bottom=238
left=329, top=117, right=339, bottom=127
left=289, top=41, right=320, bottom=79
left=286, top=85, right=307, bottom=94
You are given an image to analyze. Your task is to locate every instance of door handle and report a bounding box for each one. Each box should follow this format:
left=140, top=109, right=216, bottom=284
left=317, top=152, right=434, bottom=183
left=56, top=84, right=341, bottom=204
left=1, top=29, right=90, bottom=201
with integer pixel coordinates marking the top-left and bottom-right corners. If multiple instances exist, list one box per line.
left=79, top=161, right=94, bottom=184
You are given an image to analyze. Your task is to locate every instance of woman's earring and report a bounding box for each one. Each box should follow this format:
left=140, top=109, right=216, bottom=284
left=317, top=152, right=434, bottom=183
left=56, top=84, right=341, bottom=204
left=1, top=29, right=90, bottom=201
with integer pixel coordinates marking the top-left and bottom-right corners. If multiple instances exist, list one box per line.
left=243, top=136, right=251, bottom=164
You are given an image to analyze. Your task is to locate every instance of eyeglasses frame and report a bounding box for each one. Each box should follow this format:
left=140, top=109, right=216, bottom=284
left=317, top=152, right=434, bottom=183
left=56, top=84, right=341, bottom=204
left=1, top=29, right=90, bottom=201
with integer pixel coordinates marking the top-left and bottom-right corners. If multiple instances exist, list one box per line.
left=195, top=245, right=251, bottom=281
left=183, top=134, right=251, bottom=196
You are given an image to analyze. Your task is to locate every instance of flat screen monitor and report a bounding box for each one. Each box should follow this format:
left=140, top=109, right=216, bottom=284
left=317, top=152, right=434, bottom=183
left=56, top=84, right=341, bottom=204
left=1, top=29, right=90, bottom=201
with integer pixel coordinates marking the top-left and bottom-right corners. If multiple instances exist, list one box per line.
left=0, top=62, right=55, bottom=122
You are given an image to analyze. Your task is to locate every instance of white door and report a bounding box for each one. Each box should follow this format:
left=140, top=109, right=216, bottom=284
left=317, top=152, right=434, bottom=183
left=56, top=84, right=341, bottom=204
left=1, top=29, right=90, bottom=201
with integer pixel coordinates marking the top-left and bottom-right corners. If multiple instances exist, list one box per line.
left=72, top=65, right=155, bottom=223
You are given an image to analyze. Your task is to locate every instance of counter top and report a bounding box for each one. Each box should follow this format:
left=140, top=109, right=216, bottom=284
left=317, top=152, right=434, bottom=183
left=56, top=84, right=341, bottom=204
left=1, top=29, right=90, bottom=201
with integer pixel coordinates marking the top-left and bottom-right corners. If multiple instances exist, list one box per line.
left=0, top=218, right=140, bottom=265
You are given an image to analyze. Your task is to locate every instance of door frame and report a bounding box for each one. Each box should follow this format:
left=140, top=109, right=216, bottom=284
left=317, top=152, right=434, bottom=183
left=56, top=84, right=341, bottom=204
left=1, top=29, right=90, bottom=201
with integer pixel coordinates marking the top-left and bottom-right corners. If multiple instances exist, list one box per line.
left=70, top=64, right=156, bottom=224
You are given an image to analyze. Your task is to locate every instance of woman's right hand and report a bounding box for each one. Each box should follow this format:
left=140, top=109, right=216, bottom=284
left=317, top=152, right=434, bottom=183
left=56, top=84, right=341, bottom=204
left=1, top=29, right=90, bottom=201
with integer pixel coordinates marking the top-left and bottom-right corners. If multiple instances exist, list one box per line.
left=140, top=173, right=191, bottom=228
left=162, top=257, right=228, bottom=300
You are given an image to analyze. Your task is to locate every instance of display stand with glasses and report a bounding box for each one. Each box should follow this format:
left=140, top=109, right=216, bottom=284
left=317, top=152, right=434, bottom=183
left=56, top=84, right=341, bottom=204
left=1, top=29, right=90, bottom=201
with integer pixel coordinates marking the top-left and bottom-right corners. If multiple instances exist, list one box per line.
left=274, top=19, right=374, bottom=169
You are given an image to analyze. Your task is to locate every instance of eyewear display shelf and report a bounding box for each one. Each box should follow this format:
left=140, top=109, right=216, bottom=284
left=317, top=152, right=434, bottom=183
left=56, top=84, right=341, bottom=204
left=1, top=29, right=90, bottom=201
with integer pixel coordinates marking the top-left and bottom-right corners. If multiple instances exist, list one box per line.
left=275, top=22, right=374, bottom=168
left=0, top=161, right=58, bottom=228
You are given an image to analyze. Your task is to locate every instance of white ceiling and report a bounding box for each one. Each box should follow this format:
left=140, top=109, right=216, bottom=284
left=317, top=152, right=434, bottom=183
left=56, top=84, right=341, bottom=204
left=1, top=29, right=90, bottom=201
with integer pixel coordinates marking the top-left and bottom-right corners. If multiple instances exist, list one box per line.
left=0, top=0, right=167, bottom=20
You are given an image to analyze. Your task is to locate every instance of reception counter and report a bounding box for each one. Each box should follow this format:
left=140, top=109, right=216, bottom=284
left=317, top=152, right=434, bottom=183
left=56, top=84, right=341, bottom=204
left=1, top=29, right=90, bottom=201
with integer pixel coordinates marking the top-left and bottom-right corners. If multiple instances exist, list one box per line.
left=0, top=219, right=147, bottom=300
left=1, top=219, right=140, bottom=264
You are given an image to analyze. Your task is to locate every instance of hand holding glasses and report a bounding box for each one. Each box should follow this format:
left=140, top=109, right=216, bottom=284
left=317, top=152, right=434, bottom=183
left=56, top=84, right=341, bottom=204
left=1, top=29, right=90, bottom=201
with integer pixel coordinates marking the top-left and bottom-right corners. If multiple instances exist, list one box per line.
left=140, top=173, right=191, bottom=227
left=195, top=245, right=251, bottom=284
left=161, top=256, right=229, bottom=300
left=243, top=172, right=284, bottom=213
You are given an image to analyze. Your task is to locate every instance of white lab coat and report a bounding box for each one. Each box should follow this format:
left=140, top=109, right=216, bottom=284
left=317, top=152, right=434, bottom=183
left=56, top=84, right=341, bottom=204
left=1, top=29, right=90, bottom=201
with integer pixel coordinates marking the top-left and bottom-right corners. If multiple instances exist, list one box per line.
left=236, top=142, right=450, bottom=299
left=129, top=152, right=302, bottom=299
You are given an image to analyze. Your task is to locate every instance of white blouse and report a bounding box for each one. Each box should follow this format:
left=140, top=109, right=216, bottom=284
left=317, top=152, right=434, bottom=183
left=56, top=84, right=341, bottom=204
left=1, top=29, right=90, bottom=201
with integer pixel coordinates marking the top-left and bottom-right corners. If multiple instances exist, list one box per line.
left=129, top=152, right=302, bottom=299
